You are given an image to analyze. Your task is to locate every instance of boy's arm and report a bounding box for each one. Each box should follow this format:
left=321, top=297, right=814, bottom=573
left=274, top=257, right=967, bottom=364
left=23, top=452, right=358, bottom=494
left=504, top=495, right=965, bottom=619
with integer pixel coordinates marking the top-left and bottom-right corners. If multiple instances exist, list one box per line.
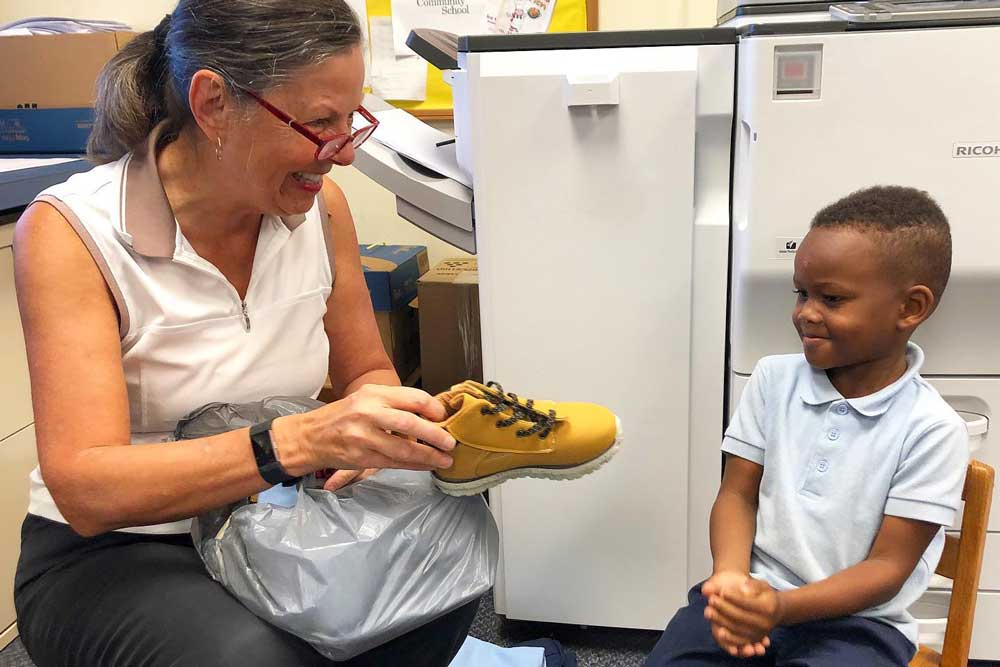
left=704, top=360, right=771, bottom=657
left=710, top=454, right=763, bottom=576
left=775, top=515, right=939, bottom=624
left=704, top=454, right=770, bottom=658
left=710, top=417, right=966, bottom=638
left=708, top=512, right=940, bottom=642
left=711, top=360, right=769, bottom=579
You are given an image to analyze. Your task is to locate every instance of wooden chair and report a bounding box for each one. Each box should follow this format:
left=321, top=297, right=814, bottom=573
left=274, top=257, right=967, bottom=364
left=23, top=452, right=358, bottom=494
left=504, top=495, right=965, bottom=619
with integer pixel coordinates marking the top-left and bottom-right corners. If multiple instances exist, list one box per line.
left=910, top=460, right=995, bottom=667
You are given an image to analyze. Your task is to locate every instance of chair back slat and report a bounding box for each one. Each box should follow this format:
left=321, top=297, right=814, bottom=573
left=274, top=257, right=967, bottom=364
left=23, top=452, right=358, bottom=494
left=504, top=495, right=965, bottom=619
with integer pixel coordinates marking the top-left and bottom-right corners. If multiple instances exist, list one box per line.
left=939, top=461, right=994, bottom=667
left=934, top=534, right=960, bottom=580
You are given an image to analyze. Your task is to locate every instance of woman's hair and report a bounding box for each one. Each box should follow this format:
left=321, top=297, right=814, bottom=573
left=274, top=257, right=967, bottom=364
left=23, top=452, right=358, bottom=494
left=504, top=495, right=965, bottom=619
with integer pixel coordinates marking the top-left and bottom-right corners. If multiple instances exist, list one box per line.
left=86, top=0, right=363, bottom=164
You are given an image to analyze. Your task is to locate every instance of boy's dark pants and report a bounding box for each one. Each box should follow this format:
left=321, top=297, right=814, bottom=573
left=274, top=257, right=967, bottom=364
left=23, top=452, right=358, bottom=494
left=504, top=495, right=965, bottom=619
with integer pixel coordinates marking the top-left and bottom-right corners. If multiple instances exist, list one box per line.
left=644, top=585, right=915, bottom=667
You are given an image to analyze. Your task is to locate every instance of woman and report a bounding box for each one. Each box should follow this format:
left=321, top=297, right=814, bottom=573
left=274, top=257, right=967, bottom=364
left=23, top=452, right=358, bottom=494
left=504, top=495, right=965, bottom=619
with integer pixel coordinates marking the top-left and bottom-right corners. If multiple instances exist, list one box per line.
left=12, top=1, right=474, bottom=665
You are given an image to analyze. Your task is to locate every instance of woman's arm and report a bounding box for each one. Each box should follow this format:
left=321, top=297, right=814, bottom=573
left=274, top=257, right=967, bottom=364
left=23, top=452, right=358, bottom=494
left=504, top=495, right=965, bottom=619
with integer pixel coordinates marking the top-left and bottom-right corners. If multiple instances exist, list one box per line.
left=15, top=202, right=277, bottom=536
left=319, top=178, right=399, bottom=399
left=17, top=194, right=455, bottom=536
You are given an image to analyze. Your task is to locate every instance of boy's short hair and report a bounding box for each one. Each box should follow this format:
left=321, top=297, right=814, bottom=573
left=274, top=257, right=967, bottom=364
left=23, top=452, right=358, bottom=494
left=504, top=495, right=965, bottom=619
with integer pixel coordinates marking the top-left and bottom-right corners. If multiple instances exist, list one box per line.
left=811, top=185, right=952, bottom=304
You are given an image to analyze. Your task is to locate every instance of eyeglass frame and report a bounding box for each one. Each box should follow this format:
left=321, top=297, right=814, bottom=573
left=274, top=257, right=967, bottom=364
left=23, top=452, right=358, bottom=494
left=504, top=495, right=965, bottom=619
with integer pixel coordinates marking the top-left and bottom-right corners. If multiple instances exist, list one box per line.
left=235, top=85, right=378, bottom=160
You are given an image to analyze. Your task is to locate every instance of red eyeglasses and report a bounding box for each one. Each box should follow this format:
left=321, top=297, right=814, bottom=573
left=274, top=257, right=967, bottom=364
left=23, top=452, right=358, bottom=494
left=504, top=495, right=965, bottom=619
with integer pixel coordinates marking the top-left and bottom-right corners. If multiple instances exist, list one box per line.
left=237, top=86, right=378, bottom=161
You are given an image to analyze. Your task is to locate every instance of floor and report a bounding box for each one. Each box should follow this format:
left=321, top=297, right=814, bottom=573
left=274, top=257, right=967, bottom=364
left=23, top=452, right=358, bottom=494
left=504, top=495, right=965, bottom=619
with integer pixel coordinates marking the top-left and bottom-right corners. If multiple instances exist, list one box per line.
left=4, top=592, right=1000, bottom=667
left=468, top=589, right=660, bottom=666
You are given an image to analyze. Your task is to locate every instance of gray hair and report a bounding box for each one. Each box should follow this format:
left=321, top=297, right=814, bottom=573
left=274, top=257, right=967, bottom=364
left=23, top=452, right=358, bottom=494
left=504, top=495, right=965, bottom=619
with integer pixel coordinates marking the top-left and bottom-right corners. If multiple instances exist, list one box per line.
left=87, top=0, right=363, bottom=164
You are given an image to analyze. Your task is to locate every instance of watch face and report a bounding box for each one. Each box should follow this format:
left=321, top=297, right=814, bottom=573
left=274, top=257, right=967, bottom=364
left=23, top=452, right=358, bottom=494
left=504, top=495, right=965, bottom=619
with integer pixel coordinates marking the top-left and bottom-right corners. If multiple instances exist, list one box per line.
left=250, top=419, right=294, bottom=484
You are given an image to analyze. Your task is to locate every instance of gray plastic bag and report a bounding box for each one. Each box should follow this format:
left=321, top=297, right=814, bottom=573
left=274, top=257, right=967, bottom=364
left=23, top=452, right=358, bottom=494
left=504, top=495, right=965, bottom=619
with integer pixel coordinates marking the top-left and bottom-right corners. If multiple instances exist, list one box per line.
left=174, top=397, right=498, bottom=661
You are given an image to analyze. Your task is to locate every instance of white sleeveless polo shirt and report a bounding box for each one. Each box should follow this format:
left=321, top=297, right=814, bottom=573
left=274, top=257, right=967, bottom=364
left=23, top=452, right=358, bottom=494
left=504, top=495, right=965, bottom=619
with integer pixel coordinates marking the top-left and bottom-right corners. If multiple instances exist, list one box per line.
left=26, top=128, right=335, bottom=534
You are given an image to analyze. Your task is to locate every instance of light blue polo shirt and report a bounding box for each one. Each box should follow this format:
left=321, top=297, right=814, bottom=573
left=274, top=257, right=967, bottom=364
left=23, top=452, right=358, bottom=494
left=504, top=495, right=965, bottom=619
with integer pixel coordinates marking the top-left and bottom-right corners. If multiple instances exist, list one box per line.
left=723, top=343, right=968, bottom=646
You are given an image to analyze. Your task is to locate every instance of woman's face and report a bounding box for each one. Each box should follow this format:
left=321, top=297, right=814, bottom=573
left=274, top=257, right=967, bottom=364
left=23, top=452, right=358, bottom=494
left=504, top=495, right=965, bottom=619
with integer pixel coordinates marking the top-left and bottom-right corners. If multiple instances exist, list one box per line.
left=227, top=46, right=366, bottom=217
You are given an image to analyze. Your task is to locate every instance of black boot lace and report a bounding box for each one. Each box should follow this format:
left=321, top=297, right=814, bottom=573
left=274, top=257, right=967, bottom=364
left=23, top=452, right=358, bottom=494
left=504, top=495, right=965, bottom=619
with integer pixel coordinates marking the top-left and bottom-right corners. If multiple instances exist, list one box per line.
left=478, top=381, right=557, bottom=439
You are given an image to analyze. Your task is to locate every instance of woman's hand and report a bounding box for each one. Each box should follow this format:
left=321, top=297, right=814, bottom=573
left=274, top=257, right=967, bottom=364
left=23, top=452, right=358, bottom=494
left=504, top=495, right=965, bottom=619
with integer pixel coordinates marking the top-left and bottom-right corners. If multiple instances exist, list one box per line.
left=273, top=384, right=455, bottom=476
left=323, top=468, right=379, bottom=491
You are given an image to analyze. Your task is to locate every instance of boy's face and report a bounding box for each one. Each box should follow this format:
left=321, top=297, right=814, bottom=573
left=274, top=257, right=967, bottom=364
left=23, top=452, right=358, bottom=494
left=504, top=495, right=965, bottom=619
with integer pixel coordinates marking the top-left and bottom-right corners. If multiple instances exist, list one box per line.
left=792, top=226, right=905, bottom=370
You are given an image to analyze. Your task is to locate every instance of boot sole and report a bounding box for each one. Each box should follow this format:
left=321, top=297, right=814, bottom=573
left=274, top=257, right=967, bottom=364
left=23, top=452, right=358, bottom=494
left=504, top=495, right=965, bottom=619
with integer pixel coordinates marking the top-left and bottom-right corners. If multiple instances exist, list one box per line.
left=432, top=416, right=623, bottom=497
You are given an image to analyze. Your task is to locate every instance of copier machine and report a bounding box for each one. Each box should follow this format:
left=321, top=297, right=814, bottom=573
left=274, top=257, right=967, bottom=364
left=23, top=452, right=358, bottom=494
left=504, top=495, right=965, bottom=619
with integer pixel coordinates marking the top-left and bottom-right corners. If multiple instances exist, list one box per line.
left=353, top=1, right=1000, bottom=658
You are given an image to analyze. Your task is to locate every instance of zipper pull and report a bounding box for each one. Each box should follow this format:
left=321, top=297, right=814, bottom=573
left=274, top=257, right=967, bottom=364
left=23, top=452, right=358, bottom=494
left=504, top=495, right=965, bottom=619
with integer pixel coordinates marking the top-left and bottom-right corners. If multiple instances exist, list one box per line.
left=241, top=301, right=251, bottom=332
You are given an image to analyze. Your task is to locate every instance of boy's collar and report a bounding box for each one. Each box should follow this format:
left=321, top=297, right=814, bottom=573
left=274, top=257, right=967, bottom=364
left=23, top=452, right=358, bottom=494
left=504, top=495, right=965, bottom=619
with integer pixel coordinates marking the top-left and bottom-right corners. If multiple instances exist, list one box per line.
left=799, top=342, right=924, bottom=417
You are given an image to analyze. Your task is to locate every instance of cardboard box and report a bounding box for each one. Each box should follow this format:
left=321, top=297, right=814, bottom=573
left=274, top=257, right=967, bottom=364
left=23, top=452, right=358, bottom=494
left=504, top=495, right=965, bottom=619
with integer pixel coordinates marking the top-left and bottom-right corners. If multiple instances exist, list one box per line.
left=318, top=242, right=429, bottom=402
left=374, top=307, right=420, bottom=382
left=0, top=31, right=136, bottom=153
left=417, top=258, right=483, bottom=396
left=359, top=244, right=429, bottom=382
left=317, top=305, right=421, bottom=404
left=359, top=244, right=430, bottom=311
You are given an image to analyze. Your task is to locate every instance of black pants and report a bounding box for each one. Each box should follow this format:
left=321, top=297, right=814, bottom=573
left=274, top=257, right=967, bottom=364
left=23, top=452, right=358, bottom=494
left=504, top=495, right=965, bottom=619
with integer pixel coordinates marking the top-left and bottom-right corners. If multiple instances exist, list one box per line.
left=643, top=585, right=915, bottom=667
left=14, top=514, right=478, bottom=667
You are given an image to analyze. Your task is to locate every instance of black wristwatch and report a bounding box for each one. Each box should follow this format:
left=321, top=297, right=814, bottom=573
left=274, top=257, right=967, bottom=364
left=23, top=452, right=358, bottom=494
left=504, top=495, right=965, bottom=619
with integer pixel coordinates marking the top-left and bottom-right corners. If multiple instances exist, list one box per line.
left=249, top=418, right=299, bottom=486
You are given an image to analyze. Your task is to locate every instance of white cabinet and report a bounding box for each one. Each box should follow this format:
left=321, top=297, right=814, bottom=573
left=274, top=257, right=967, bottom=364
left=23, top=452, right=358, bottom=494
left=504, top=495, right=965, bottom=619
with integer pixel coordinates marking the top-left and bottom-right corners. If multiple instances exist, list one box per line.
left=0, top=233, right=33, bottom=436
left=0, top=225, right=37, bottom=648
left=0, top=426, right=36, bottom=648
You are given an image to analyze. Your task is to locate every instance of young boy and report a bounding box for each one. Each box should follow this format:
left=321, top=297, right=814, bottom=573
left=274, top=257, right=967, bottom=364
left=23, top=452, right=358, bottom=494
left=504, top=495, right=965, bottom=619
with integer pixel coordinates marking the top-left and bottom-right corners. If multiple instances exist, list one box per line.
left=644, top=186, right=969, bottom=666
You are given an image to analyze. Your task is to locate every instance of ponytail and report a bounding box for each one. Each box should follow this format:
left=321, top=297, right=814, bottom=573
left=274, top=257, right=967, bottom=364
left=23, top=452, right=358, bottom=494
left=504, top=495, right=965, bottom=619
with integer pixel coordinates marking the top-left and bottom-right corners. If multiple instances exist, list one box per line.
left=86, top=15, right=175, bottom=164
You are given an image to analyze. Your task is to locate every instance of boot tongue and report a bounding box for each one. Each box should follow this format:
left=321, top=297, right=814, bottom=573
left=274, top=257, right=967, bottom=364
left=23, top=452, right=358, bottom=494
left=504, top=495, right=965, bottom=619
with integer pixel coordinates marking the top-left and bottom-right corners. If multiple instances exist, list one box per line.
left=436, top=388, right=469, bottom=416
left=450, top=380, right=490, bottom=398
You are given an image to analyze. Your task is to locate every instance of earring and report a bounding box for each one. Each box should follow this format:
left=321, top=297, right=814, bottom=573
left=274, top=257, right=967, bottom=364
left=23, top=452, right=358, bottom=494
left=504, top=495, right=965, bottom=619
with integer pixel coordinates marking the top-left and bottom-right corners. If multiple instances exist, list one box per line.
left=216, top=137, right=223, bottom=161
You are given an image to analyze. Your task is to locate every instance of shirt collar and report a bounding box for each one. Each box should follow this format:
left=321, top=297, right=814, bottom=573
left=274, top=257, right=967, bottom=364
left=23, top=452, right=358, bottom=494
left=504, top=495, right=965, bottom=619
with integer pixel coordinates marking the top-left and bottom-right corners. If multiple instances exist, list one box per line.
left=799, top=342, right=925, bottom=417
left=121, top=122, right=309, bottom=259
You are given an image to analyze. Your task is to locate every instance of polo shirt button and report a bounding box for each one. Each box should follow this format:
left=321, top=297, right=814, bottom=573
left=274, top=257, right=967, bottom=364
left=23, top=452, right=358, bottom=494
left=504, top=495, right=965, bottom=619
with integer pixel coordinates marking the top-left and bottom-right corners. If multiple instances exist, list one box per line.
left=828, top=429, right=840, bottom=441
left=836, top=404, right=849, bottom=415
left=817, top=458, right=830, bottom=473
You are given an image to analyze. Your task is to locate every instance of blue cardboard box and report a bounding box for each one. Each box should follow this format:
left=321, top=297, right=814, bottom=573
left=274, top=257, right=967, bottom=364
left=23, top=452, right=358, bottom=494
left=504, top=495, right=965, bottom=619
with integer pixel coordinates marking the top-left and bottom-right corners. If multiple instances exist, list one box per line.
left=359, top=244, right=429, bottom=312
left=0, top=108, right=95, bottom=154
left=354, top=244, right=429, bottom=382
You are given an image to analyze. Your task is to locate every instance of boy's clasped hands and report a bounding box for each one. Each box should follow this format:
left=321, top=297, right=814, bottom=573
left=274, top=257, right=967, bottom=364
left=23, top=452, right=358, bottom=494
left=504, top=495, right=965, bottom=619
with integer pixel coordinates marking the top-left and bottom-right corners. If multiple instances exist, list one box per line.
left=702, top=572, right=785, bottom=658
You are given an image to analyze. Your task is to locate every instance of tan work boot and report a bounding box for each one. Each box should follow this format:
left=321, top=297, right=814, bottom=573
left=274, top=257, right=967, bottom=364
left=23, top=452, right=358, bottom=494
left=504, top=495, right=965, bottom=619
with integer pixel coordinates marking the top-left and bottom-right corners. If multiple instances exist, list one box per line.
left=432, top=381, right=622, bottom=496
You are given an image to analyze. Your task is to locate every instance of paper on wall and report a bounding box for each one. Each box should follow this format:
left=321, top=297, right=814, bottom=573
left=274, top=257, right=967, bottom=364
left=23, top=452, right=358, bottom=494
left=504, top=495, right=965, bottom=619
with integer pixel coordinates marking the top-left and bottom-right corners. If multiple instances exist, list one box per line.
left=343, top=0, right=372, bottom=86
left=369, top=17, right=427, bottom=101
left=484, top=0, right=521, bottom=34
left=517, top=0, right=556, bottom=33
left=485, top=0, right=555, bottom=34
left=482, top=0, right=500, bottom=33
left=390, top=0, right=489, bottom=56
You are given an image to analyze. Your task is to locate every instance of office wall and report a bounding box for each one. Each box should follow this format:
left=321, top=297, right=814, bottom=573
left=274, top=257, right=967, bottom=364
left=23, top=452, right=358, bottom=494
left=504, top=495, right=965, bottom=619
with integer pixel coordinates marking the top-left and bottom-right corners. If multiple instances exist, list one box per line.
left=600, top=0, right=716, bottom=30
left=0, top=0, right=176, bottom=30
left=0, top=0, right=718, bottom=32
left=1, top=0, right=717, bottom=263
